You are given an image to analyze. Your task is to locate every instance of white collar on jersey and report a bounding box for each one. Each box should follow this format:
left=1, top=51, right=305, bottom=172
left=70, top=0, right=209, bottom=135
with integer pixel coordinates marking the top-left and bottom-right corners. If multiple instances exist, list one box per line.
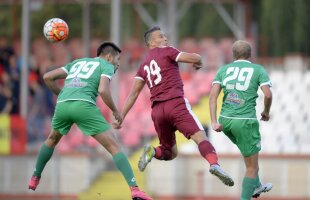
left=234, top=59, right=251, bottom=63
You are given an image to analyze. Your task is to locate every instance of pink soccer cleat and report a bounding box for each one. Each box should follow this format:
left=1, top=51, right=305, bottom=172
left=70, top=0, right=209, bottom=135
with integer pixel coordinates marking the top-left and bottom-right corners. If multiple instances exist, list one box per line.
left=28, top=175, right=41, bottom=191
left=130, top=186, right=153, bottom=200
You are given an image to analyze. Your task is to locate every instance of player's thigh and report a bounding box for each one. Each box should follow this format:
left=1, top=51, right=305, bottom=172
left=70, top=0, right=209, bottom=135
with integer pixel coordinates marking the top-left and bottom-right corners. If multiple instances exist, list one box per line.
left=170, top=98, right=204, bottom=139
left=71, top=101, right=111, bottom=135
left=231, top=119, right=261, bottom=157
left=218, top=117, right=237, bottom=144
left=151, top=102, right=176, bottom=149
left=52, top=102, right=74, bottom=135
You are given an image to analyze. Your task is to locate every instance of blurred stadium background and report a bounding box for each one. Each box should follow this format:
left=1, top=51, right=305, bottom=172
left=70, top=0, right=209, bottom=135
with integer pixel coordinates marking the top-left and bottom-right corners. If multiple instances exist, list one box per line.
left=0, top=0, right=310, bottom=199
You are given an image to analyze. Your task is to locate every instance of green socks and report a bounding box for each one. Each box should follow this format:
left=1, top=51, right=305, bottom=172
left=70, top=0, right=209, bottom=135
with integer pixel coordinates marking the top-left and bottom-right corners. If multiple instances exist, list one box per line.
left=33, top=144, right=55, bottom=177
left=33, top=147, right=137, bottom=188
left=113, top=152, right=137, bottom=187
left=240, top=177, right=256, bottom=200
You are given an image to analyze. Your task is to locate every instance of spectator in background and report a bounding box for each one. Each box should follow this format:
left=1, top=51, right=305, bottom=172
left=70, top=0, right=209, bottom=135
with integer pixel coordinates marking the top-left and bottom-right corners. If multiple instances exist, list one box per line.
left=27, top=72, right=46, bottom=144
left=0, top=37, right=19, bottom=114
left=0, top=37, right=14, bottom=72
left=38, top=59, right=56, bottom=116
left=8, top=55, right=20, bottom=114
left=0, top=64, right=13, bottom=114
left=209, top=40, right=273, bottom=200
left=0, top=85, right=13, bottom=114
left=121, top=38, right=146, bottom=72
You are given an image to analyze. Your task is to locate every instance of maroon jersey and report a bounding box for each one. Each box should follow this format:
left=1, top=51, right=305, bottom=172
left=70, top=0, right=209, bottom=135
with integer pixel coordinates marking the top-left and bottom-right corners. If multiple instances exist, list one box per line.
left=136, top=46, right=184, bottom=104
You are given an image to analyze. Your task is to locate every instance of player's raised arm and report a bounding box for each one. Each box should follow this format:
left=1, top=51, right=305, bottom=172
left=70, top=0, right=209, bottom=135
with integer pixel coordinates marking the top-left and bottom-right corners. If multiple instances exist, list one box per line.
left=43, top=68, right=67, bottom=96
left=176, top=52, right=203, bottom=70
left=209, top=83, right=223, bottom=132
left=113, top=78, right=145, bottom=129
left=122, top=78, right=145, bottom=119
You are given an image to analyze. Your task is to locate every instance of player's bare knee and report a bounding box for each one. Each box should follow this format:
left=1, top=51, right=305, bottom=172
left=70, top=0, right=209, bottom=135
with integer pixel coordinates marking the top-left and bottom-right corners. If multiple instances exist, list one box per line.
left=101, top=141, right=120, bottom=155
left=191, top=130, right=207, bottom=144
left=46, top=133, right=61, bottom=146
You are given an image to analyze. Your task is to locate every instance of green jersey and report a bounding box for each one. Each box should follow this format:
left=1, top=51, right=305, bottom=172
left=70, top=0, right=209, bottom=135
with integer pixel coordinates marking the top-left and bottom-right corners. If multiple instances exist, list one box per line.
left=213, top=60, right=271, bottom=119
left=57, top=57, right=114, bottom=104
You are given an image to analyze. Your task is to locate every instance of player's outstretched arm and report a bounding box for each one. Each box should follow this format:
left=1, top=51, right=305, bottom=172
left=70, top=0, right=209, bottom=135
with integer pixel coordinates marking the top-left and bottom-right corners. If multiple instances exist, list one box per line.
left=122, top=79, right=145, bottom=119
left=209, top=83, right=223, bottom=132
left=43, top=68, right=67, bottom=95
left=98, top=76, right=122, bottom=123
left=260, top=85, right=272, bottom=121
left=177, top=52, right=203, bottom=70
left=112, top=79, right=145, bottom=129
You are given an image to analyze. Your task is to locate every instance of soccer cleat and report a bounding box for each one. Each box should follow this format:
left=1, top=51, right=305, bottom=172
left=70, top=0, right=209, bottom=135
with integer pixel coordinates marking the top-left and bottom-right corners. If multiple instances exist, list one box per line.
left=28, top=175, right=41, bottom=191
left=131, top=186, right=153, bottom=200
left=209, top=164, right=234, bottom=187
left=138, top=144, right=155, bottom=172
left=252, top=182, right=273, bottom=198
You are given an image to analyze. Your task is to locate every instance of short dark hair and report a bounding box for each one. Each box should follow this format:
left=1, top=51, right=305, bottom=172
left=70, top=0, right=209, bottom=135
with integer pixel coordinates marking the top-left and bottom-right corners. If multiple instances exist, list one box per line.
left=97, top=42, right=122, bottom=57
left=144, top=26, right=161, bottom=46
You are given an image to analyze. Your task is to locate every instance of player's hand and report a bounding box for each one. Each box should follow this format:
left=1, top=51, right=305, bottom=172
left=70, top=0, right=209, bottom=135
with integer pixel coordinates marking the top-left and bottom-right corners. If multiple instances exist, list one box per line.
left=211, top=122, right=223, bottom=132
left=260, top=111, right=270, bottom=121
left=112, top=112, right=124, bottom=129
left=193, top=63, right=202, bottom=70
left=112, top=120, right=122, bottom=129
left=113, top=111, right=123, bottom=124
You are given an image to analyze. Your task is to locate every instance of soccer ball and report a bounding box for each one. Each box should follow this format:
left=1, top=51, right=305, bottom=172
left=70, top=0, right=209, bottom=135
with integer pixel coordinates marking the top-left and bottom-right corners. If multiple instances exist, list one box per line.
left=43, top=18, right=69, bottom=43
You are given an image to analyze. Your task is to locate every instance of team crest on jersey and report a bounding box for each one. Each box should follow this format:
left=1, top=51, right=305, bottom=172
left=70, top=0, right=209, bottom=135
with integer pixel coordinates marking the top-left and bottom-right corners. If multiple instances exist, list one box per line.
left=226, top=92, right=245, bottom=105
left=65, top=77, right=87, bottom=88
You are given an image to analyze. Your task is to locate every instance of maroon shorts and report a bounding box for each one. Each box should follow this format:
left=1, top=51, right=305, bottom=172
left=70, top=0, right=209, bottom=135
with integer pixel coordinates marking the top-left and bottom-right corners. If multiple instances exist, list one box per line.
left=151, top=97, right=204, bottom=149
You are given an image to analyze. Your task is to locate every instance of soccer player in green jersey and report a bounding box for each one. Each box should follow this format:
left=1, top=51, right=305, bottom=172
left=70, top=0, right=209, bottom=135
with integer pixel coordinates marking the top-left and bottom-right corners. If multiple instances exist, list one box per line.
left=209, top=40, right=273, bottom=200
left=28, top=42, right=152, bottom=200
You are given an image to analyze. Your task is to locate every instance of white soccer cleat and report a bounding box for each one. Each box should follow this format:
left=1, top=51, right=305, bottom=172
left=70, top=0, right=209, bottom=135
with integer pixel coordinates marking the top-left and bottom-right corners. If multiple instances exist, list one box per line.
left=252, top=182, right=273, bottom=198
left=209, top=164, right=234, bottom=187
left=138, top=144, right=155, bottom=172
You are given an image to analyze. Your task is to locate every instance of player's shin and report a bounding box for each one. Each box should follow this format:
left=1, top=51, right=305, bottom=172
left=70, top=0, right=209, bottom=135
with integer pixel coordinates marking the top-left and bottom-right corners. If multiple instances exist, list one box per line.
left=113, top=152, right=137, bottom=187
left=198, top=140, right=218, bottom=165
left=29, top=143, right=55, bottom=190
left=33, top=143, right=55, bottom=177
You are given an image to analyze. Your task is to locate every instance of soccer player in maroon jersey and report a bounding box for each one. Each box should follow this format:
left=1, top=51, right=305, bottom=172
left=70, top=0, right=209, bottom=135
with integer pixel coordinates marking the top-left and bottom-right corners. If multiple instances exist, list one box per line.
left=114, top=26, right=234, bottom=186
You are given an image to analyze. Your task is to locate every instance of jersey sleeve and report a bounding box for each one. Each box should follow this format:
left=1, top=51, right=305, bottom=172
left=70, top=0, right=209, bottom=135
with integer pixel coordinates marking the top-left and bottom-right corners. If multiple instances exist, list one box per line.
left=101, top=63, right=114, bottom=80
left=166, top=46, right=182, bottom=62
left=259, top=67, right=272, bottom=87
left=212, top=67, right=223, bottom=86
left=62, top=61, right=73, bottom=74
